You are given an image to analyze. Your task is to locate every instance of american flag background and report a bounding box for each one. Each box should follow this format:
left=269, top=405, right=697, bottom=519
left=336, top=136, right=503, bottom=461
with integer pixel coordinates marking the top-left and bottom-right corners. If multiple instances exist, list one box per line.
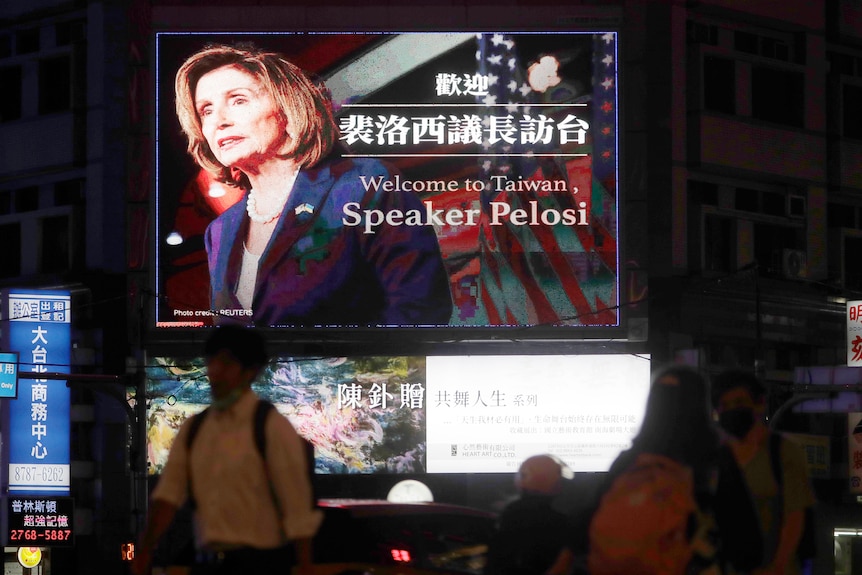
left=469, top=32, right=619, bottom=327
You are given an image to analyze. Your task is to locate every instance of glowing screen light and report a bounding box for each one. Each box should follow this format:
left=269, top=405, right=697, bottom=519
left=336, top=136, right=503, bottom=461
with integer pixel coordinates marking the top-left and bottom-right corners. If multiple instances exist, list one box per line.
left=154, top=31, right=622, bottom=333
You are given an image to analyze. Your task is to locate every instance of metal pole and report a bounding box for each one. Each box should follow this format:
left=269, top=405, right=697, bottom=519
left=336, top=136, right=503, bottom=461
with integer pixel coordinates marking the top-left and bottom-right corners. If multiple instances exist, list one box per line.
left=131, top=351, right=148, bottom=541
left=754, top=261, right=765, bottom=379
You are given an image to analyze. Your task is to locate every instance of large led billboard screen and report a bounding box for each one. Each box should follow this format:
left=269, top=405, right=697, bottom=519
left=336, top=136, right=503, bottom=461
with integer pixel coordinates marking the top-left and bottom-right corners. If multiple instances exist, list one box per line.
left=144, top=354, right=649, bottom=475
left=155, top=31, right=621, bottom=332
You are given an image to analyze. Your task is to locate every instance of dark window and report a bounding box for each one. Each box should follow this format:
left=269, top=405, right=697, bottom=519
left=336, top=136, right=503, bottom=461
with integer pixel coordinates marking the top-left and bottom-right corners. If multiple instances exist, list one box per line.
left=0, top=35, right=11, bottom=58
left=755, top=222, right=802, bottom=274
left=788, top=195, right=805, bottom=218
left=704, top=215, right=734, bottom=273
left=762, top=191, right=785, bottom=217
left=54, top=179, right=85, bottom=206
left=689, top=180, right=718, bottom=206
left=0, top=191, right=11, bottom=215
left=41, top=215, right=69, bottom=273
left=55, top=21, right=85, bottom=46
left=16, top=28, right=39, bottom=54
left=846, top=237, right=862, bottom=291
left=687, top=21, right=717, bottom=45
left=761, top=38, right=789, bottom=62
left=751, top=66, right=804, bottom=127
left=0, top=66, right=23, bottom=122
left=703, top=56, right=735, bottom=114
left=828, top=203, right=857, bottom=229
left=0, top=223, right=22, bottom=278
left=843, top=84, right=862, bottom=139
left=734, top=31, right=758, bottom=55
left=792, top=32, right=807, bottom=66
left=828, top=52, right=855, bottom=76
left=39, top=56, right=72, bottom=114
left=735, top=188, right=759, bottom=212
left=15, top=187, right=38, bottom=212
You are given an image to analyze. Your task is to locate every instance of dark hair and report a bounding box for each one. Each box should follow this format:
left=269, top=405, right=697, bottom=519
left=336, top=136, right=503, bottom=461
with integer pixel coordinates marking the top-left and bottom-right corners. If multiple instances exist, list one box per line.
left=203, top=325, right=269, bottom=369
left=631, top=364, right=720, bottom=474
left=710, top=368, right=766, bottom=407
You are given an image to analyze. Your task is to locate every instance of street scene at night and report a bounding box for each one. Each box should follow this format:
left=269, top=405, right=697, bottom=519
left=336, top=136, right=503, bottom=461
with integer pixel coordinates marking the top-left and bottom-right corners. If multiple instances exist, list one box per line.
left=0, top=0, right=861, bottom=574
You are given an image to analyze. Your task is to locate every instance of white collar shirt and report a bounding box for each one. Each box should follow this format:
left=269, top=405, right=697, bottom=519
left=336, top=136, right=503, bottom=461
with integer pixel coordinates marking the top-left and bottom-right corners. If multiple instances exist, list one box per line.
left=151, top=390, right=322, bottom=549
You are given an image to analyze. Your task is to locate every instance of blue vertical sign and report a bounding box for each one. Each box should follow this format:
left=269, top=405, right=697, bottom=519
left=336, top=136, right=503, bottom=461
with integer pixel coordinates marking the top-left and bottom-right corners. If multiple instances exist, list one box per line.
left=3, top=290, right=71, bottom=495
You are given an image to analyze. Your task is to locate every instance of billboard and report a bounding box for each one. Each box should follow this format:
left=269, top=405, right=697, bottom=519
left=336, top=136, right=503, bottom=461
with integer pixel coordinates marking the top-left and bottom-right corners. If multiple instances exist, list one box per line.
left=1, top=290, right=71, bottom=495
left=848, top=300, right=862, bottom=366
left=154, top=31, right=621, bottom=334
left=143, top=353, right=649, bottom=475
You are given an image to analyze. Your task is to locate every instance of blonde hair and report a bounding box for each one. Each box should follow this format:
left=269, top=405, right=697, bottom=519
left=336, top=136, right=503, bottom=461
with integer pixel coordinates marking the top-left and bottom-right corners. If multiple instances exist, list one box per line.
left=174, top=43, right=338, bottom=188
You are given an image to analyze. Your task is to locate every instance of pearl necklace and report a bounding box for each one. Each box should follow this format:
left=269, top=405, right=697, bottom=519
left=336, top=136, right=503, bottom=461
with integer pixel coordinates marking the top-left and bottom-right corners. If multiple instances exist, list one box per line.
left=245, top=169, right=299, bottom=224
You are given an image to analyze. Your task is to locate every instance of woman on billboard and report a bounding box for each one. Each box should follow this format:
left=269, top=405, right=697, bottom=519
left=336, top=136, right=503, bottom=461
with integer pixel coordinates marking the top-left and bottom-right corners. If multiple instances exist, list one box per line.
left=173, top=42, right=453, bottom=327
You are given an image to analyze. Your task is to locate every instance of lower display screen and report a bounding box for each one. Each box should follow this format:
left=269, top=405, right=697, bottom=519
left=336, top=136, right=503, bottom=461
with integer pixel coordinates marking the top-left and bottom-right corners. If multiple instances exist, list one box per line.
left=143, top=353, right=650, bottom=475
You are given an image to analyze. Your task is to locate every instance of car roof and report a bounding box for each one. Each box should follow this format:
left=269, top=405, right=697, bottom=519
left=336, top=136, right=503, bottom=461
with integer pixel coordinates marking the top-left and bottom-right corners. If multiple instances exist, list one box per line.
left=317, top=498, right=496, bottom=519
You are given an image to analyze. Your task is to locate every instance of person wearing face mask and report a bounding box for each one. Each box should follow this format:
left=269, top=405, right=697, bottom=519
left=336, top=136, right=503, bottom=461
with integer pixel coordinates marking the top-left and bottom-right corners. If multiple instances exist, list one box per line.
left=132, top=326, right=321, bottom=575
left=711, top=369, right=816, bottom=575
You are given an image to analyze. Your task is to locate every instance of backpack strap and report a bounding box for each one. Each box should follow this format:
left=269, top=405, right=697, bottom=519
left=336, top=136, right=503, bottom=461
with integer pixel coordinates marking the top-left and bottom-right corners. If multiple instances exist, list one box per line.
left=254, top=400, right=275, bottom=460
left=185, top=407, right=211, bottom=511
left=186, top=407, right=211, bottom=452
left=253, top=400, right=283, bottom=531
left=258, top=400, right=308, bottom=543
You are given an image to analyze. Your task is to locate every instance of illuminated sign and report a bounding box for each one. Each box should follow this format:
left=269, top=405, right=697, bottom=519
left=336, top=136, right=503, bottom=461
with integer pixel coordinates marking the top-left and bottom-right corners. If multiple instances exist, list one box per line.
left=5, top=496, right=74, bottom=547
left=145, top=353, right=649, bottom=474
left=425, top=354, right=650, bottom=473
left=0, top=352, right=19, bottom=399
left=17, top=547, right=42, bottom=568
left=2, top=290, right=71, bottom=495
left=848, top=300, right=862, bottom=366
left=121, top=542, right=136, bottom=561
left=154, top=31, right=622, bottom=334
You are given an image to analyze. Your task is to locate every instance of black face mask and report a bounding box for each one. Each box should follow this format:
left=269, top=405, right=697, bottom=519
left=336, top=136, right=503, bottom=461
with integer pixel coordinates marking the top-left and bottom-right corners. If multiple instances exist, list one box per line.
left=718, top=407, right=755, bottom=439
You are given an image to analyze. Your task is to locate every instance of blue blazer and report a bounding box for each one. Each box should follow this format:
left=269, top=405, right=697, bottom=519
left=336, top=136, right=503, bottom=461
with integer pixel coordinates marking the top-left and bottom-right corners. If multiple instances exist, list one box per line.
left=205, top=155, right=453, bottom=327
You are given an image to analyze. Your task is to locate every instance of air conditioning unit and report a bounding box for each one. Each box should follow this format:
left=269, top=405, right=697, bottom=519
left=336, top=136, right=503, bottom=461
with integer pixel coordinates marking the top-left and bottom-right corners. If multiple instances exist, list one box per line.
left=781, top=249, right=807, bottom=279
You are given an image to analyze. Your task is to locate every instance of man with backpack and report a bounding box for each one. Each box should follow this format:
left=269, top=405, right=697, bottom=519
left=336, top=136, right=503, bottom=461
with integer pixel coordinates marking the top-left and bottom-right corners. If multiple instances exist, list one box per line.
left=132, top=326, right=321, bottom=575
left=711, top=369, right=816, bottom=575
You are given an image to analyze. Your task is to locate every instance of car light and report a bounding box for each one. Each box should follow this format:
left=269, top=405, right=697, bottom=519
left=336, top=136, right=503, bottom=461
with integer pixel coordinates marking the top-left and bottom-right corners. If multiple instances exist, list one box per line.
left=390, top=549, right=412, bottom=562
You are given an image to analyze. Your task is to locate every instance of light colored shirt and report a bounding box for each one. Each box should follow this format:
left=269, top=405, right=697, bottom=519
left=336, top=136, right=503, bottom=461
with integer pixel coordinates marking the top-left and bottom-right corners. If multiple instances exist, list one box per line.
left=235, top=245, right=260, bottom=310
left=151, top=390, right=322, bottom=549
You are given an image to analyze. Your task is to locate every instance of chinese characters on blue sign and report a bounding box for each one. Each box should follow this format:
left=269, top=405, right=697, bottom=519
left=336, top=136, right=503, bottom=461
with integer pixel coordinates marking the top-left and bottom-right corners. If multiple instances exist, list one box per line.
left=3, top=290, right=71, bottom=495
left=0, top=352, right=18, bottom=399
